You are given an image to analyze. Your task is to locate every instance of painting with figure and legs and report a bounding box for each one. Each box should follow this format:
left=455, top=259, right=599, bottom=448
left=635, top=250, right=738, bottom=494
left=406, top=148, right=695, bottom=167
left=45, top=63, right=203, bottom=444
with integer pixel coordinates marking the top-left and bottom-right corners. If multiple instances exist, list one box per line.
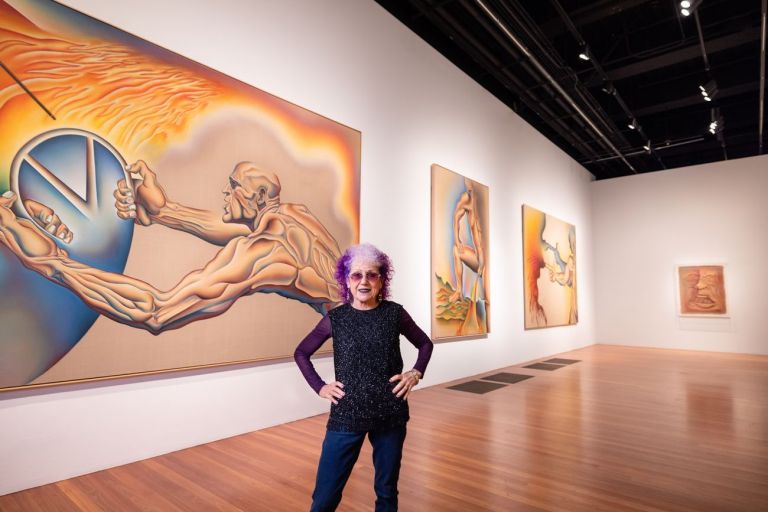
left=0, top=0, right=360, bottom=390
left=431, top=164, right=490, bottom=339
left=522, top=204, right=577, bottom=329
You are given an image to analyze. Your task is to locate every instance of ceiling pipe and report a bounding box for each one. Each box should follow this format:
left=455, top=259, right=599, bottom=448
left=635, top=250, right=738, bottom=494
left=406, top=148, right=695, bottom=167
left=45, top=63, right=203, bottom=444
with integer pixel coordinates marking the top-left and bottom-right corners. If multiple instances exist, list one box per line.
left=410, top=0, right=607, bottom=166
left=492, top=0, right=637, bottom=163
left=473, top=0, right=637, bottom=173
left=759, top=0, right=766, bottom=154
left=693, top=10, right=711, bottom=71
left=466, top=0, right=621, bottom=157
left=692, top=6, right=729, bottom=159
left=672, top=0, right=687, bottom=42
left=548, top=0, right=666, bottom=170
left=581, top=136, right=705, bottom=163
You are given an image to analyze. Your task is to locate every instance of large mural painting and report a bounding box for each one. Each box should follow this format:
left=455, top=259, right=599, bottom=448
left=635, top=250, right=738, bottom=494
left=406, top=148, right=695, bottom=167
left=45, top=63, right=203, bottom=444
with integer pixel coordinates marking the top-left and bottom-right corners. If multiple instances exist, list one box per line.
left=522, top=205, right=577, bottom=329
left=0, top=0, right=360, bottom=389
left=431, top=164, right=490, bottom=339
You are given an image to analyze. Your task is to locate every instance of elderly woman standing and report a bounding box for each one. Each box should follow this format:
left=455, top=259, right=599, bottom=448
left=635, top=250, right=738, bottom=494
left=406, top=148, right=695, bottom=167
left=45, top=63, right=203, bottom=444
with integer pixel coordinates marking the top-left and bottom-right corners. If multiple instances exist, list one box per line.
left=294, top=243, right=433, bottom=512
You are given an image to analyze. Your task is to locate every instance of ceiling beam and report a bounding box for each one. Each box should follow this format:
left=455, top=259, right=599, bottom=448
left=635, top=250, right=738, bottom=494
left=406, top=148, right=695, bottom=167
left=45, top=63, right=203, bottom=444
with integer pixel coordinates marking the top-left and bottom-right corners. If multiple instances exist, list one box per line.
left=633, top=82, right=759, bottom=117
left=540, top=0, right=649, bottom=36
left=593, top=28, right=760, bottom=83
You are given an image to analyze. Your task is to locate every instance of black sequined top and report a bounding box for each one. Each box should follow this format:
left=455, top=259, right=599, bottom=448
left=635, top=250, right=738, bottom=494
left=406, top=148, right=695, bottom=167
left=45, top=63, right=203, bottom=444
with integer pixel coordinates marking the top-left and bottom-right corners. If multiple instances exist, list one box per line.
left=294, top=301, right=433, bottom=432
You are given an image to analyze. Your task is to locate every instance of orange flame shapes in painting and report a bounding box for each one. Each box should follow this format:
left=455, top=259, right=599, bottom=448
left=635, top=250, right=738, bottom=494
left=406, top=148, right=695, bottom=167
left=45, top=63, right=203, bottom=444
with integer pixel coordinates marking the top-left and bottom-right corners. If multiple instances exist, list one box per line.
left=0, top=0, right=358, bottom=228
left=522, top=205, right=547, bottom=328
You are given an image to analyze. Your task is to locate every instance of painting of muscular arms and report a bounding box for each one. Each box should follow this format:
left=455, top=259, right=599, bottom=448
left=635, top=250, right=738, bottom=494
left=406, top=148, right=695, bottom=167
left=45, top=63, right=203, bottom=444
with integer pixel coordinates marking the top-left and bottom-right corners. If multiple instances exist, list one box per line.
left=676, top=265, right=727, bottom=316
left=431, top=164, right=490, bottom=339
left=522, top=205, right=577, bottom=329
left=0, top=0, right=360, bottom=390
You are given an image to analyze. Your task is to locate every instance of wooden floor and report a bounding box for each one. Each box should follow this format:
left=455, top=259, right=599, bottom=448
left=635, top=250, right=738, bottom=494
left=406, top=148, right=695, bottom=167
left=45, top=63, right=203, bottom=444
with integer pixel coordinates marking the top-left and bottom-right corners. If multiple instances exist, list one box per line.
left=2, top=345, right=767, bottom=511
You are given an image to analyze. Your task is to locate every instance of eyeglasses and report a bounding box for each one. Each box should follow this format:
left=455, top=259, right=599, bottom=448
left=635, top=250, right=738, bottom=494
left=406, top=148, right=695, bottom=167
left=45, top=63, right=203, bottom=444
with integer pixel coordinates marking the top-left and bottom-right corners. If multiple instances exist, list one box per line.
left=349, top=271, right=381, bottom=283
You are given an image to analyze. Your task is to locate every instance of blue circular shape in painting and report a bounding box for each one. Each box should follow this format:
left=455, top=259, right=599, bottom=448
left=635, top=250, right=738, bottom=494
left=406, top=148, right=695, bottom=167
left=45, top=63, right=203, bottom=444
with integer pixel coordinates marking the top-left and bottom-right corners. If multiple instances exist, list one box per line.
left=0, top=129, right=135, bottom=387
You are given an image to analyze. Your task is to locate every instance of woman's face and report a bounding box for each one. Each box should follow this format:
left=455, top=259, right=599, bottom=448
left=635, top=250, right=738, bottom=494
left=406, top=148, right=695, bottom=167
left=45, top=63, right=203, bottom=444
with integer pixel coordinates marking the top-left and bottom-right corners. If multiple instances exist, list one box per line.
left=347, top=259, right=383, bottom=308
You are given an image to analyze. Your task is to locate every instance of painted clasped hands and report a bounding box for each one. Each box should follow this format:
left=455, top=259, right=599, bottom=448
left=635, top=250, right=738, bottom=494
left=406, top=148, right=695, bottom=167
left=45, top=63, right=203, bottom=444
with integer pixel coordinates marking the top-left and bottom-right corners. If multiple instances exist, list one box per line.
left=114, top=160, right=168, bottom=226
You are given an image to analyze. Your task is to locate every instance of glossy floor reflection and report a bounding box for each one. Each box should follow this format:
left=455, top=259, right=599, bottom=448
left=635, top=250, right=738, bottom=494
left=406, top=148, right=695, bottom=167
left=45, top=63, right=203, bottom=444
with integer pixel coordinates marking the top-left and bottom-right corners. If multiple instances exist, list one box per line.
left=1, top=345, right=766, bottom=511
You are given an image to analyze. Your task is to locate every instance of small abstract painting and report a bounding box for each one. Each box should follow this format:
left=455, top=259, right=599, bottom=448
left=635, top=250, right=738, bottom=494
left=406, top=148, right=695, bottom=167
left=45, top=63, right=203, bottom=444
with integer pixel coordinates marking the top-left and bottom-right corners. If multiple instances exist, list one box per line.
left=522, top=205, right=577, bottom=329
left=431, top=164, right=490, bottom=339
left=677, top=265, right=727, bottom=316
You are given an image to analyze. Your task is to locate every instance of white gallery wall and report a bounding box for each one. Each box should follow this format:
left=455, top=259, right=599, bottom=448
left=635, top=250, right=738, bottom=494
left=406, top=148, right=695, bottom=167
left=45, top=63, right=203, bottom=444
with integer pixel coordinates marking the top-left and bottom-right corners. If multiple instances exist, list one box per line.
left=592, top=155, right=768, bottom=354
left=0, top=0, right=595, bottom=495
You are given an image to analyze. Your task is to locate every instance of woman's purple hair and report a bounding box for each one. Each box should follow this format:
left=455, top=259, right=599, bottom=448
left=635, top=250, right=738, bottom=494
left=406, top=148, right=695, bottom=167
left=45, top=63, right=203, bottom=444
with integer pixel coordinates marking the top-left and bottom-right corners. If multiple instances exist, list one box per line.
left=335, top=243, right=394, bottom=303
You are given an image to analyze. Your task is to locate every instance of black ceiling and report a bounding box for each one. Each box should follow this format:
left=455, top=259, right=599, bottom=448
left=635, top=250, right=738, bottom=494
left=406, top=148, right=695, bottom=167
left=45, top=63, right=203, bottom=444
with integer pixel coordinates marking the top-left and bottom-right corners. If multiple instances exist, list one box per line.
left=374, top=0, right=766, bottom=180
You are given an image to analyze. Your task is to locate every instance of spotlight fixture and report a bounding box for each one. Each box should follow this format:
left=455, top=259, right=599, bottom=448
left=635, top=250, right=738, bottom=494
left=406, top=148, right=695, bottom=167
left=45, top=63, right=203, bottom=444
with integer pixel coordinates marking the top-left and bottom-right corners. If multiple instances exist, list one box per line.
left=709, top=107, right=723, bottom=135
left=680, top=0, right=702, bottom=16
left=643, top=141, right=651, bottom=152
left=627, top=119, right=637, bottom=130
left=577, top=42, right=592, bottom=62
left=601, top=82, right=616, bottom=95
left=699, top=79, right=718, bottom=102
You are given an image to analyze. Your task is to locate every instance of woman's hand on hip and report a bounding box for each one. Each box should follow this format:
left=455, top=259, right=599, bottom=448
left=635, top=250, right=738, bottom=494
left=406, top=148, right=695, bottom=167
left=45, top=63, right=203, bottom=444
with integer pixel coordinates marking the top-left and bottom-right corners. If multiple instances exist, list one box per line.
left=318, top=381, right=345, bottom=405
left=390, top=370, right=421, bottom=400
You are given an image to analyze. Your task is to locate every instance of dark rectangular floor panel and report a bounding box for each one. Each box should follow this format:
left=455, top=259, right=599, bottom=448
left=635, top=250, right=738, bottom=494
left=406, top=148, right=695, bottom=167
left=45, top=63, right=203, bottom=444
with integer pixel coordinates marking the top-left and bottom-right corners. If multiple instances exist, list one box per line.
left=544, top=358, right=580, bottom=365
left=524, top=363, right=565, bottom=371
left=447, top=380, right=507, bottom=394
left=481, top=373, right=534, bottom=384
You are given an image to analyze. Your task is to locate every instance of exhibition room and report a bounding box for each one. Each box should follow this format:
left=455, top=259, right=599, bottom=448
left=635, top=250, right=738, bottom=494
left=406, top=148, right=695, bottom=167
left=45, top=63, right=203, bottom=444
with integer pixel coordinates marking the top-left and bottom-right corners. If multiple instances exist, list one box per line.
left=0, top=0, right=765, bottom=510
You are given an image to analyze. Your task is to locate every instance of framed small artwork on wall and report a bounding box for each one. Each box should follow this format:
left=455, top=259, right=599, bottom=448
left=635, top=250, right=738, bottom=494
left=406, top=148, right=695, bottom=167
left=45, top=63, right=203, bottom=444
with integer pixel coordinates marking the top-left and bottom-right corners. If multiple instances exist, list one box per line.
left=676, top=264, right=728, bottom=317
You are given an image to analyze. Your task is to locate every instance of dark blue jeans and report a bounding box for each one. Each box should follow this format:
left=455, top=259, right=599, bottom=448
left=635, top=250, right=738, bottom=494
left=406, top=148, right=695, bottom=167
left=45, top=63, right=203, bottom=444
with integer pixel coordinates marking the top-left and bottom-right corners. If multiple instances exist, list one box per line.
left=310, top=425, right=407, bottom=512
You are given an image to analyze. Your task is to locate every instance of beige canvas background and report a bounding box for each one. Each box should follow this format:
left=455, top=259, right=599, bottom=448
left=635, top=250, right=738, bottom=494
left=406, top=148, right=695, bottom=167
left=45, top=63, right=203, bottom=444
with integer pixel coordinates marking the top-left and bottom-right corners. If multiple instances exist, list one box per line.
left=522, top=204, right=577, bottom=329
left=33, top=109, right=359, bottom=385
left=430, top=164, right=490, bottom=340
